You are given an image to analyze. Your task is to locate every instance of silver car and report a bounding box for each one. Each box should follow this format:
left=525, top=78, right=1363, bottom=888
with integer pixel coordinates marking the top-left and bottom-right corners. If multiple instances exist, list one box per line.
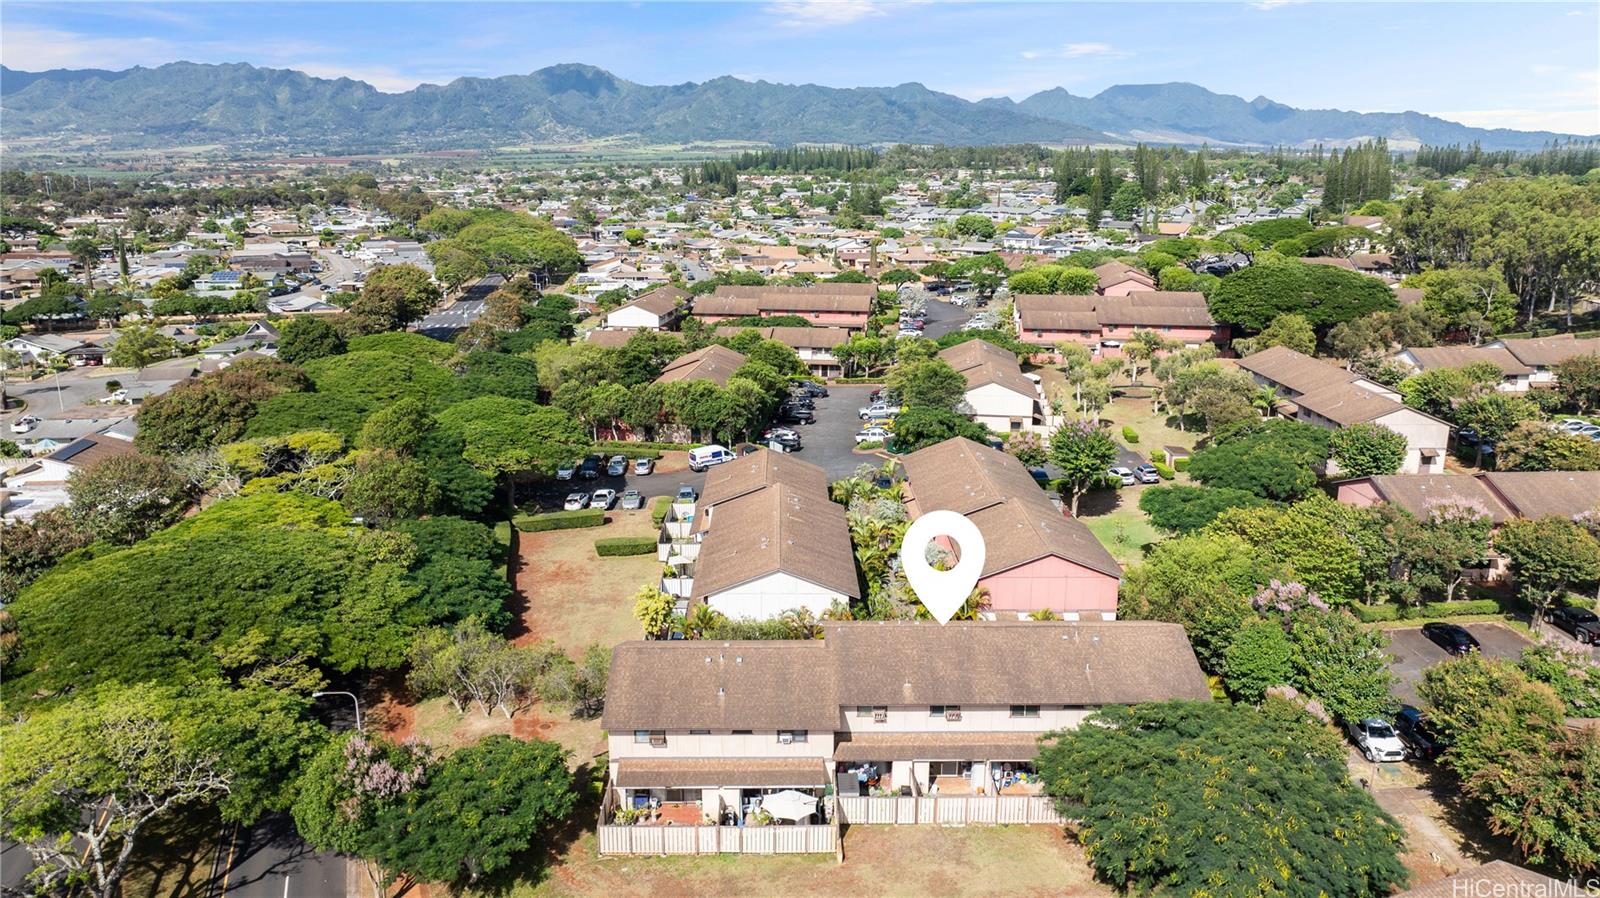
left=620, top=489, right=645, bottom=510
left=606, top=455, right=628, bottom=477
left=633, top=457, right=654, bottom=476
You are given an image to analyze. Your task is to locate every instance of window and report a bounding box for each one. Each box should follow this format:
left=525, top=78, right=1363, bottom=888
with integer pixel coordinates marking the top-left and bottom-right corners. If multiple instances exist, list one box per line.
left=634, top=730, right=666, bottom=745
left=1010, top=705, right=1041, bottom=718
left=732, top=729, right=753, bottom=735
left=930, top=705, right=961, bottom=719
left=689, top=729, right=711, bottom=735
left=855, top=706, right=874, bottom=718
left=777, top=730, right=808, bottom=744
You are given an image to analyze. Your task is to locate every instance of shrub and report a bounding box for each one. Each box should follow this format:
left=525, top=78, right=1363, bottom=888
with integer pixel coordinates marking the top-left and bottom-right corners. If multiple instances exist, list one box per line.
left=650, top=495, right=672, bottom=526
left=1174, top=456, right=1190, bottom=472
left=1121, top=425, right=1139, bottom=444
left=1416, top=599, right=1501, bottom=619
left=855, top=439, right=884, bottom=450
left=1153, top=462, right=1175, bottom=480
left=591, top=440, right=696, bottom=454
left=595, top=536, right=656, bottom=557
left=1150, top=448, right=1166, bottom=464
left=1351, top=604, right=1401, bottom=623
left=513, top=509, right=605, bottom=532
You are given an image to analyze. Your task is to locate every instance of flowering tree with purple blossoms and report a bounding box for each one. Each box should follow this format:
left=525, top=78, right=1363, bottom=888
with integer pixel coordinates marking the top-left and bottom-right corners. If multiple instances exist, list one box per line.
left=292, top=734, right=434, bottom=892
left=1227, top=581, right=1396, bottom=720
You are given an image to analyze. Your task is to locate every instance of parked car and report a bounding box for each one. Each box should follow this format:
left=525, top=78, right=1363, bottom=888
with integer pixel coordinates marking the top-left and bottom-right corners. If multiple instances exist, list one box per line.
left=786, top=395, right=815, bottom=410
left=1394, top=706, right=1445, bottom=761
left=1133, top=464, right=1161, bottom=484
left=578, top=456, right=601, bottom=479
left=1546, top=605, right=1600, bottom=644
left=859, top=402, right=902, bottom=420
left=856, top=426, right=892, bottom=444
left=105, top=389, right=130, bottom=403
left=9, top=415, right=40, bottom=434
left=688, top=445, right=736, bottom=472
left=606, top=455, right=628, bottom=477
left=1108, top=466, right=1136, bottom=486
left=620, top=489, right=645, bottom=510
left=1422, top=622, right=1480, bottom=656
left=563, top=492, right=589, bottom=511
left=1557, top=418, right=1590, bottom=432
left=766, top=431, right=802, bottom=449
left=632, top=458, right=654, bottom=476
left=589, top=488, right=617, bottom=510
left=675, top=484, right=697, bottom=502
left=795, top=381, right=829, bottom=398
left=555, top=460, right=578, bottom=481
left=1456, top=427, right=1480, bottom=445
left=777, top=405, right=815, bottom=424
left=1346, top=717, right=1407, bottom=763
left=763, top=427, right=800, bottom=442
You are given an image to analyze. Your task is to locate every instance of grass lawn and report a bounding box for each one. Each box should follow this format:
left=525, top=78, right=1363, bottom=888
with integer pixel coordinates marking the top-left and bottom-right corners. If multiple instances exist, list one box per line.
left=1077, top=488, right=1164, bottom=567
left=512, top=825, right=1112, bottom=898
left=1098, top=393, right=1203, bottom=461
left=510, top=509, right=661, bottom=656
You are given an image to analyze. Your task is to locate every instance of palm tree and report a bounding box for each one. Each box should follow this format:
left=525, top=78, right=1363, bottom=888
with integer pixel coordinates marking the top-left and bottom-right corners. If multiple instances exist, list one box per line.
left=685, top=604, right=724, bottom=639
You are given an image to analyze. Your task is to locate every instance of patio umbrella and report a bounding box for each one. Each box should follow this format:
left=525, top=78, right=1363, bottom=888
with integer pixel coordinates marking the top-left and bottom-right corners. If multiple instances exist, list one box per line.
left=760, top=790, right=818, bottom=822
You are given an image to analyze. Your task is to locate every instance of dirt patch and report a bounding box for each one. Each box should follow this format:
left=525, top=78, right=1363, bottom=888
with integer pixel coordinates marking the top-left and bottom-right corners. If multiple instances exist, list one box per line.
left=509, top=510, right=661, bottom=654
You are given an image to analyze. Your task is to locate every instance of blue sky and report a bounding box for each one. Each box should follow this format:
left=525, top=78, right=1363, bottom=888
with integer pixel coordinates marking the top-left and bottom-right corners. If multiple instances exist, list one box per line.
left=4, top=1, right=1597, bottom=134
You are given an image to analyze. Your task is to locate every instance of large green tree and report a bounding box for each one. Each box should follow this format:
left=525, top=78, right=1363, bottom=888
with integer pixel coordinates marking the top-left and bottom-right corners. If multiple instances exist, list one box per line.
left=1209, top=261, right=1397, bottom=331
left=1037, top=700, right=1408, bottom=897
left=348, top=264, right=441, bottom=333
left=1048, top=420, right=1119, bottom=516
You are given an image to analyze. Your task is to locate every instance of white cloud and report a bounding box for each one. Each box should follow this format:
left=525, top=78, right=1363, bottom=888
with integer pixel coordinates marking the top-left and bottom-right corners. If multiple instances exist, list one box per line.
left=766, top=0, right=887, bottom=28
left=1435, top=106, right=1600, bottom=134
left=287, top=62, right=440, bottom=93
left=1250, top=0, right=1307, bottom=9
left=0, top=26, right=179, bottom=71
left=1020, top=42, right=1130, bottom=61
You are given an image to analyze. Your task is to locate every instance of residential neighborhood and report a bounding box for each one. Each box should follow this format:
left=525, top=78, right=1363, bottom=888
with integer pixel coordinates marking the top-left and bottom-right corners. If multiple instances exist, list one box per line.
left=2, top=4, right=1599, bottom=898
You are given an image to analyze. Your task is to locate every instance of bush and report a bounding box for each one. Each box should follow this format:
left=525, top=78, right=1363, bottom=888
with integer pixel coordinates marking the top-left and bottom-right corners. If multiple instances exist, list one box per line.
left=1351, top=604, right=1401, bottom=623
left=1174, top=456, right=1190, bottom=472
left=830, top=377, right=884, bottom=384
left=595, top=536, right=656, bottom=557
left=855, top=439, right=884, bottom=450
left=1121, top=425, right=1139, bottom=444
left=1416, top=599, right=1502, bottom=619
left=591, top=440, right=697, bottom=454
left=650, top=495, right=672, bottom=526
left=1153, top=462, right=1175, bottom=480
left=1150, top=448, right=1166, bottom=464
left=513, top=509, right=605, bottom=532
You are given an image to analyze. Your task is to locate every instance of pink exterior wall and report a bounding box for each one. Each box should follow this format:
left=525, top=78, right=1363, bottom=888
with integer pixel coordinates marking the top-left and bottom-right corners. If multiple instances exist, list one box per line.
left=693, top=310, right=868, bottom=331
left=1334, top=480, right=1382, bottom=508
left=1100, top=280, right=1151, bottom=297
left=1100, top=324, right=1224, bottom=345
left=980, top=556, right=1120, bottom=616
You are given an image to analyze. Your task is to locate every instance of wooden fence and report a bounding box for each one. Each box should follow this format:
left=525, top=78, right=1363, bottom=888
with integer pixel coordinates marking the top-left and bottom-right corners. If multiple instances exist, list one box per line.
left=836, top=794, right=1062, bottom=826
left=596, top=822, right=838, bottom=855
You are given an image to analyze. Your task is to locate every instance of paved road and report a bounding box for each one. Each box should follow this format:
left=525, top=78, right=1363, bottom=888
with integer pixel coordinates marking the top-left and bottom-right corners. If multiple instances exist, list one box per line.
left=414, top=274, right=502, bottom=340
left=1386, top=622, right=1530, bottom=707
left=919, top=297, right=973, bottom=340
left=678, top=259, right=713, bottom=285
left=216, top=815, right=346, bottom=898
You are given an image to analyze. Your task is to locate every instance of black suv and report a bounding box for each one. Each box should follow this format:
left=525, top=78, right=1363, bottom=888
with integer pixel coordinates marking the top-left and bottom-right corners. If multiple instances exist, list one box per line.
left=578, top=455, right=601, bottom=479
left=794, top=381, right=829, bottom=398
left=1547, top=606, right=1600, bottom=645
left=777, top=404, right=814, bottom=424
left=1394, top=706, right=1446, bottom=761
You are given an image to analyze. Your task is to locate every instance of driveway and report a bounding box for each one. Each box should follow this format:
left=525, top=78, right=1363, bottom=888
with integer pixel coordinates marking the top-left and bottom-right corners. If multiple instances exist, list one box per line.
left=919, top=298, right=971, bottom=340
left=1385, top=622, right=1531, bottom=707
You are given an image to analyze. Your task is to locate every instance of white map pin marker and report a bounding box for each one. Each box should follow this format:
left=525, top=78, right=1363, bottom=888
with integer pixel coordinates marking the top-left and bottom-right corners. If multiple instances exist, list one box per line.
left=902, top=510, right=987, bottom=625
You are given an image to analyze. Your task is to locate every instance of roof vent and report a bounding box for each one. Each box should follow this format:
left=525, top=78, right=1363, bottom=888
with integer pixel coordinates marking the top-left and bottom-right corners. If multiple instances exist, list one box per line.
left=718, top=687, right=725, bottom=696
left=736, top=656, right=743, bottom=664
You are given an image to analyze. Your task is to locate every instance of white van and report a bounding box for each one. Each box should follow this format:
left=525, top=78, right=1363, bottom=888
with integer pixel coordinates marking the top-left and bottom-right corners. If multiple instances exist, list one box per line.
left=687, top=445, right=736, bottom=472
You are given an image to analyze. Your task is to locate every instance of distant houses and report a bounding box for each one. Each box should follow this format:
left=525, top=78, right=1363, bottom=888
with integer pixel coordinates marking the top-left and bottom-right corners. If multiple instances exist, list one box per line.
left=1235, top=346, right=1450, bottom=474
left=1394, top=334, right=1600, bottom=391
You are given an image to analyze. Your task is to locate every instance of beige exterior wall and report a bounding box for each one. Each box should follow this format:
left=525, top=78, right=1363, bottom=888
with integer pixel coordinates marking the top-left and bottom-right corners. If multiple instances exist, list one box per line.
left=965, top=382, right=1037, bottom=433
left=837, top=705, right=1094, bottom=735
left=1373, top=408, right=1450, bottom=474
left=609, top=730, right=836, bottom=762
left=705, top=571, right=849, bottom=621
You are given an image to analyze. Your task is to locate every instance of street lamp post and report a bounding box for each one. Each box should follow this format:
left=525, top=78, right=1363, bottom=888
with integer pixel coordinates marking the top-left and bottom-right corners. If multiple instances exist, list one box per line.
left=312, top=690, right=363, bottom=731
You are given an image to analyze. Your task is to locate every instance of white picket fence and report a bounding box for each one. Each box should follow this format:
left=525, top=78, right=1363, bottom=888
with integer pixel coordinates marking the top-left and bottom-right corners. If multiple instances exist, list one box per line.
left=836, top=794, right=1062, bottom=826
left=596, top=822, right=837, bottom=855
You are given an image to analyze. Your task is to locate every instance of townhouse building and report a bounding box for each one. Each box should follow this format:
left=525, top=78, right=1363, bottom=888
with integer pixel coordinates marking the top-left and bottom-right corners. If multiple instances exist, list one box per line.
left=935, top=339, right=1048, bottom=433
left=1012, top=291, right=1225, bottom=360
left=690, top=284, right=875, bottom=331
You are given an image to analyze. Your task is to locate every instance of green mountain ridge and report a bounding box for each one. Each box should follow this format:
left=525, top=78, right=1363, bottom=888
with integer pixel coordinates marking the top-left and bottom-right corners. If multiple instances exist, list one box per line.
left=0, top=61, right=1587, bottom=152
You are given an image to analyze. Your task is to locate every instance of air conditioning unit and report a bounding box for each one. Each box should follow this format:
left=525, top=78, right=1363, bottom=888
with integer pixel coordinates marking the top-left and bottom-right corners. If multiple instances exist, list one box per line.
left=944, top=709, right=962, bottom=722
left=778, top=732, right=794, bottom=744
left=649, top=734, right=667, bottom=747
left=872, top=709, right=888, bottom=723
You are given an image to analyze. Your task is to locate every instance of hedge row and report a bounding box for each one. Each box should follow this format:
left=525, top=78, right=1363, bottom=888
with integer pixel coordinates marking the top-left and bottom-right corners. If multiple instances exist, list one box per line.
left=1121, top=425, right=1139, bottom=444
left=1351, top=598, right=1504, bottom=623
left=651, top=495, right=672, bottom=526
left=1152, top=461, right=1175, bottom=480
left=595, top=536, right=657, bottom=557
left=592, top=440, right=699, bottom=453
left=1150, top=448, right=1167, bottom=464
left=513, top=509, right=606, bottom=532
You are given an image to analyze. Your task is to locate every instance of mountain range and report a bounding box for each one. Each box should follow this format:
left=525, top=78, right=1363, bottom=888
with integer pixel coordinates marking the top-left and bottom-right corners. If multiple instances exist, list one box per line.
left=0, top=62, right=1587, bottom=153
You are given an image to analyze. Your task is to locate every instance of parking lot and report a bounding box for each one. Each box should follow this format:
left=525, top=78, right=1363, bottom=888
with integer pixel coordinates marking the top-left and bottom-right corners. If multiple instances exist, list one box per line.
left=1384, top=622, right=1531, bottom=707
left=522, top=384, right=886, bottom=513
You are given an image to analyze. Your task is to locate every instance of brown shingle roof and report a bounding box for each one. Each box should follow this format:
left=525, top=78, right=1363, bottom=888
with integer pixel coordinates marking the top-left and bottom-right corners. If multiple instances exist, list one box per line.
left=725, top=326, right=851, bottom=350
left=586, top=327, right=643, bottom=347
left=1300, top=256, right=1357, bottom=269
left=653, top=344, right=748, bottom=386
left=1392, top=861, right=1584, bottom=898
left=1235, top=346, right=1361, bottom=395
left=701, top=284, right=874, bottom=315
left=696, top=449, right=830, bottom=532
left=1014, top=294, right=1100, bottom=332
left=614, top=758, right=829, bottom=788
left=834, top=732, right=1043, bottom=762
left=691, top=482, right=861, bottom=602
left=603, top=640, right=839, bottom=732
left=1292, top=381, right=1408, bottom=426
left=1395, top=287, right=1424, bottom=306
left=938, top=339, right=1036, bottom=398
left=1402, top=345, right=1533, bottom=377
left=900, top=438, right=1122, bottom=579
left=1476, top=471, right=1600, bottom=520
left=1098, top=291, right=1215, bottom=328
left=825, top=620, right=1212, bottom=706
left=1355, top=475, right=1512, bottom=524
left=1091, top=260, right=1154, bottom=290
left=615, top=285, right=687, bottom=316
left=1493, top=334, right=1600, bottom=368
